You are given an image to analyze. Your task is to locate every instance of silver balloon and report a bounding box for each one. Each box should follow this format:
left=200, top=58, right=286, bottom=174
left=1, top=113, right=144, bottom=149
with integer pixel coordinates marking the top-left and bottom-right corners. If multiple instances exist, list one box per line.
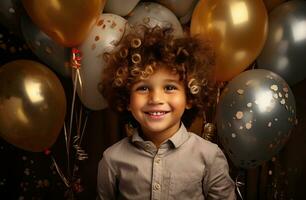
left=127, top=2, right=183, bottom=37
left=216, top=69, right=296, bottom=169
left=20, top=14, right=71, bottom=77
left=78, top=13, right=129, bottom=110
left=104, top=0, right=140, bottom=16
left=257, top=0, right=306, bottom=85
left=156, top=0, right=198, bottom=17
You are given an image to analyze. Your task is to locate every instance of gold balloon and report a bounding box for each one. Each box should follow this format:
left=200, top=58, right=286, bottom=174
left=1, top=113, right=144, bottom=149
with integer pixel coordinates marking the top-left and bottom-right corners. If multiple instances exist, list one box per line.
left=0, top=60, right=66, bottom=152
left=191, top=0, right=268, bottom=81
left=21, top=0, right=106, bottom=47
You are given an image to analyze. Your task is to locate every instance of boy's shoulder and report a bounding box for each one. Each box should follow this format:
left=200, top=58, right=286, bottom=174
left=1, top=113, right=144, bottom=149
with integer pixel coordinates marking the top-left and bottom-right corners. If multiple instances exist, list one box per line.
left=187, top=132, right=224, bottom=161
left=103, top=137, right=132, bottom=158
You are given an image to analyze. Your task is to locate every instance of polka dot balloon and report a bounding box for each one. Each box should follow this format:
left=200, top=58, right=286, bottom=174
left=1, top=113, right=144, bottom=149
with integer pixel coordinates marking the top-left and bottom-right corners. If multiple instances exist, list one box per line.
left=216, top=69, right=296, bottom=169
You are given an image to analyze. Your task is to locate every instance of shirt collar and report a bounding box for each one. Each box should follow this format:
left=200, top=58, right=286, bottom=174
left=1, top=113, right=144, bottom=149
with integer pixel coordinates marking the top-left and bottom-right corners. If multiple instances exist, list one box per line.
left=130, top=123, right=190, bottom=149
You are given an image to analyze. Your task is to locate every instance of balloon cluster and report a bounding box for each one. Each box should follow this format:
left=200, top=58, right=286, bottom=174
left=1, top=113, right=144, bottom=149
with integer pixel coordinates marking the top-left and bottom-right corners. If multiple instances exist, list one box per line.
left=0, top=0, right=304, bottom=171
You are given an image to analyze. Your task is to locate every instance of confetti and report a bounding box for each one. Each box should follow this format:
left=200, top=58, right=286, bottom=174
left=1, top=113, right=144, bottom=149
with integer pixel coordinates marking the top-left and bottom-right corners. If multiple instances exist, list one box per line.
left=236, top=111, right=244, bottom=119
left=245, top=122, right=252, bottom=129
left=270, top=84, right=278, bottom=91
left=247, top=102, right=252, bottom=107
left=237, top=89, right=244, bottom=95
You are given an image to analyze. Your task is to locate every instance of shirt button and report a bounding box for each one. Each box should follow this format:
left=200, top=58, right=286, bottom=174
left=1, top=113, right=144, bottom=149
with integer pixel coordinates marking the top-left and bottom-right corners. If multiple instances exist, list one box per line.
left=154, top=183, right=160, bottom=190
left=155, top=158, right=161, bottom=164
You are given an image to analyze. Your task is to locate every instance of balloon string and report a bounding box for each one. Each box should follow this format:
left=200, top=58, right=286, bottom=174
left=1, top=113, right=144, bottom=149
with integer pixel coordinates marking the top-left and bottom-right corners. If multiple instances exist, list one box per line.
left=51, top=155, right=70, bottom=188
left=235, top=172, right=245, bottom=200
left=63, top=123, right=70, bottom=179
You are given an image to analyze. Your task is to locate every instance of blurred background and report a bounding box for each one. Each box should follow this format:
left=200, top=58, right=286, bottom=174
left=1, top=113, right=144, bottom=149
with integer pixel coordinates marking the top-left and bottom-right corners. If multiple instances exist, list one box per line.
left=0, top=0, right=306, bottom=199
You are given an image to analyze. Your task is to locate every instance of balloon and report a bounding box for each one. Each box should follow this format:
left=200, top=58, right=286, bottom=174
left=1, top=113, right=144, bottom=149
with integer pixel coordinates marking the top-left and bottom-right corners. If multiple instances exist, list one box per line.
left=257, top=0, right=306, bottom=86
left=191, top=0, right=268, bottom=81
left=104, top=0, right=140, bottom=16
left=20, top=14, right=71, bottom=77
left=77, top=14, right=129, bottom=110
left=156, top=0, right=198, bottom=17
left=0, top=60, right=66, bottom=152
left=216, top=69, right=296, bottom=169
left=127, top=2, right=183, bottom=38
left=263, top=0, right=286, bottom=12
left=21, top=0, right=106, bottom=47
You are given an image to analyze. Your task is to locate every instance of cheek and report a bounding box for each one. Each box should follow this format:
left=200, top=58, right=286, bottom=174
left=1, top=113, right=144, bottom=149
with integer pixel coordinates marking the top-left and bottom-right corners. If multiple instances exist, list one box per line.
left=129, top=94, right=145, bottom=111
left=170, top=95, right=187, bottom=110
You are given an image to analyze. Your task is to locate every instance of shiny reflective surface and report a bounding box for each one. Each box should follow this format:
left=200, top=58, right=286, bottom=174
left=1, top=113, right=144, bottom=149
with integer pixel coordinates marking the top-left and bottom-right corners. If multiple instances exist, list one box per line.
left=21, top=0, right=105, bottom=47
left=0, top=60, right=66, bottom=152
left=216, top=69, right=296, bottom=169
left=257, top=0, right=306, bottom=85
left=191, top=0, right=268, bottom=81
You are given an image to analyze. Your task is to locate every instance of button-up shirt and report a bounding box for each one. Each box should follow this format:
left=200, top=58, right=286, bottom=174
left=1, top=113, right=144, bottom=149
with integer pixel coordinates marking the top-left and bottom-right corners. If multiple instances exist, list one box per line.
left=97, top=124, right=236, bottom=200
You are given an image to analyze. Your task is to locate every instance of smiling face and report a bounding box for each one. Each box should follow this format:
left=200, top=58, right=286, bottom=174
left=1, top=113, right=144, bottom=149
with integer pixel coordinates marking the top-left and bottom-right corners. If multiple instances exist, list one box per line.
left=128, top=67, right=189, bottom=146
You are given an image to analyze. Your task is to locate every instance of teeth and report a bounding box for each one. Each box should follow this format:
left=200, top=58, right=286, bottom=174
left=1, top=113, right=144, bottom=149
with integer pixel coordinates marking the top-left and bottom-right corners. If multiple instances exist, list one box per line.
left=149, top=112, right=165, bottom=116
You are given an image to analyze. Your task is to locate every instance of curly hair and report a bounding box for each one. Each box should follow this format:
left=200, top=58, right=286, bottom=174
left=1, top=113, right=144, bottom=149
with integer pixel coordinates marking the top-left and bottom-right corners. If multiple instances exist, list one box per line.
left=100, top=25, right=217, bottom=128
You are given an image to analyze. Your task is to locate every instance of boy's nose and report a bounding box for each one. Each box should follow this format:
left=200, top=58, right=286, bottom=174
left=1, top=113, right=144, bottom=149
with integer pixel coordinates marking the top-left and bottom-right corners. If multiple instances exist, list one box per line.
left=148, top=90, right=164, bottom=104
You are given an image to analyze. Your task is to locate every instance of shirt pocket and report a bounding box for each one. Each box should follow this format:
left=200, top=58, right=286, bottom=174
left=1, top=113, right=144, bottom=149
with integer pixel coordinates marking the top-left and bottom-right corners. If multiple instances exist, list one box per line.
left=169, top=172, right=203, bottom=199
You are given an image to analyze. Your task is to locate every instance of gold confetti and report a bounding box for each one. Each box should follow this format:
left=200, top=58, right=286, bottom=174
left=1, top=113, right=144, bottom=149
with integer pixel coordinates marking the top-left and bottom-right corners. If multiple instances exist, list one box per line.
left=236, top=111, right=243, bottom=119
left=247, top=102, right=252, bottom=107
left=274, top=118, right=278, bottom=121
left=270, top=85, right=278, bottom=91
left=231, top=133, right=236, bottom=138
left=280, top=99, right=286, bottom=104
left=245, top=122, right=252, bottom=129
left=237, top=89, right=244, bottom=95
left=273, top=93, right=278, bottom=99
left=278, top=92, right=282, bottom=97
left=285, top=93, right=288, bottom=98
left=268, top=122, right=272, bottom=127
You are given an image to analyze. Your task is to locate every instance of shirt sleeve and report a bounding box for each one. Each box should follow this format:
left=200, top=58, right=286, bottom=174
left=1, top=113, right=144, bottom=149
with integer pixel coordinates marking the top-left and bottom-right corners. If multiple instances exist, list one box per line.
left=203, top=147, right=236, bottom=200
left=96, top=152, right=117, bottom=200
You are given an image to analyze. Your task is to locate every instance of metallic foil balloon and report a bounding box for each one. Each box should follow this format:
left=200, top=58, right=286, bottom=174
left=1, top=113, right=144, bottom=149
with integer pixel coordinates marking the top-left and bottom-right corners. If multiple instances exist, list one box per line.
left=0, top=60, right=67, bottom=152
left=191, top=0, right=268, bottom=81
left=156, top=0, right=198, bottom=17
left=216, top=69, right=296, bottom=169
left=257, top=0, right=306, bottom=86
left=20, top=14, right=71, bottom=77
left=127, top=2, right=183, bottom=38
left=21, top=0, right=106, bottom=47
left=77, top=14, right=129, bottom=110
left=263, top=0, right=286, bottom=12
left=104, top=0, right=140, bottom=16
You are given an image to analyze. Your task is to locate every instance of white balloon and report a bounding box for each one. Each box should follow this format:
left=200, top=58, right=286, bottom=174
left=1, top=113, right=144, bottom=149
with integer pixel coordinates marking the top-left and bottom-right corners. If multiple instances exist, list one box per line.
left=127, top=2, right=183, bottom=38
left=104, top=0, right=140, bottom=16
left=77, top=13, right=129, bottom=110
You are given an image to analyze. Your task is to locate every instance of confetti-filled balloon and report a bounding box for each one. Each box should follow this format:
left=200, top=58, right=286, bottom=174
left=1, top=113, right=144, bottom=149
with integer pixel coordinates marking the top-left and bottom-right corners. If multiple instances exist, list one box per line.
left=104, top=0, right=140, bottom=16
left=77, top=14, right=128, bottom=110
left=20, top=14, right=71, bottom=77
left=216, top=69, right=296, bottom=169
left=127, top=2, right=183, bottom=38
left=257, top=0, right=306, bottom=85
left=0, top=60, right=66, bottom=152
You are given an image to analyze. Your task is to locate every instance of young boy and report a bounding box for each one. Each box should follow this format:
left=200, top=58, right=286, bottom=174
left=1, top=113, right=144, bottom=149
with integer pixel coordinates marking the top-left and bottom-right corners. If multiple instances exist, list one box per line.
left=97, top=26, right=236, bottom=200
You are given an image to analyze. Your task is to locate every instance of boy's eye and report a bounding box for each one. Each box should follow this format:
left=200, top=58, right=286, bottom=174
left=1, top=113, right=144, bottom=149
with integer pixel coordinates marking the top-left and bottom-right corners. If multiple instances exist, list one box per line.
left=135, top=86, right=149, bottom=92
left=165, top=85, right=177, bottom=91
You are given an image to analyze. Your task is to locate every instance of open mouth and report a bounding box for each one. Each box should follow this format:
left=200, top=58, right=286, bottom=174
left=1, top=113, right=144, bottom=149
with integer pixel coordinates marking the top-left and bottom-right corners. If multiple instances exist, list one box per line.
left=144, top=111, right=170, bottom=118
